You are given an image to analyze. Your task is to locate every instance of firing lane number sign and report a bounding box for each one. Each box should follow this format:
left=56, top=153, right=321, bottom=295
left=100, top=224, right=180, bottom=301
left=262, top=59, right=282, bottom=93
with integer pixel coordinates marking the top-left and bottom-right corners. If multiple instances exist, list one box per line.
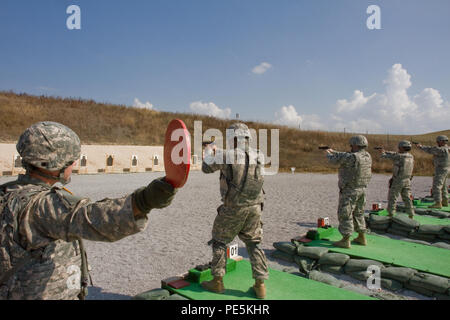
left=228, top=243, right=238, bottom=259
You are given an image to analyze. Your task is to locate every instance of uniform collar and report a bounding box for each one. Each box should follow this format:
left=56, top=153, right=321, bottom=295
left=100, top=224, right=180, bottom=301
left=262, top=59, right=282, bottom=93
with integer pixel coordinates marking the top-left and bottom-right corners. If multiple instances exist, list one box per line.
left=17, top=174, right=52, bottom=188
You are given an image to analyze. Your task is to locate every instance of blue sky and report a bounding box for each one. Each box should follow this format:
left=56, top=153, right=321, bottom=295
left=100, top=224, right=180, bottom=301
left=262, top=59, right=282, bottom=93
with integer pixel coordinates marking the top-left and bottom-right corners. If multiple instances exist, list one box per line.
left=0, top=0, right=449, bottom=134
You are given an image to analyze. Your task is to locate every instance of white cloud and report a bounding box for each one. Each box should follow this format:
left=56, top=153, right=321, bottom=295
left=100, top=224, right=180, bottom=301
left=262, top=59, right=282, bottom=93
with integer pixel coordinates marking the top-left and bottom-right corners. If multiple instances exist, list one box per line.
left=252, top=62, right=272, bottom=75
left=133, top=98, right=154, bottom=110
left=189, top=101, right=231, bottom=119
left=272, top=64, right=449, bottom=134
left=275, top=105, right=302, bottom=127
left=275, top=105, right=325, bottom=130
left=336, top=90, right=376, bottom=113
left=332, top=64, right=450, bottom=134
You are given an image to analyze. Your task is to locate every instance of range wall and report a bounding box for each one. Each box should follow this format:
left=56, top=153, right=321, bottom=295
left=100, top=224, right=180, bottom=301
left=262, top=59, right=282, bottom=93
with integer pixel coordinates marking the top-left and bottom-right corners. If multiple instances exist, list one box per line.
left=0, top=144, right=201, bottom=176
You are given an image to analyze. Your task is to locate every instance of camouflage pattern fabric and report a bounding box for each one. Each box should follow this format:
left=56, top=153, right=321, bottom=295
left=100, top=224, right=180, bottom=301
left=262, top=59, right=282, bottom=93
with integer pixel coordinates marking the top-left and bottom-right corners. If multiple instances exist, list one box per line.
left=203, top=144, right=268, bottom=280
left=327, top=150, right=372, bottom=236
left=210, top=205, right=268, bottom=280
left=202, top=147, right=265, bottom=207
left=0, top=174, right=148, bottom=300
left=16, top=122, right=81, bottom=171
left=420, top=145, right=449, bottom=203
left=387, top=179, right=414, bottom=216
left=381, top=151, right=415, bottom=216
left=327, top=150, right=372, bottom=190
left=336, top=187, right=367, bottom=236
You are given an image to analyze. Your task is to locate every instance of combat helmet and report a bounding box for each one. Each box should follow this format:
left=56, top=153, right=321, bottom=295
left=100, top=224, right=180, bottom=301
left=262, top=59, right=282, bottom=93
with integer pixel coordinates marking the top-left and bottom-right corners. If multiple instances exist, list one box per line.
left=436, top=135, right=448, bottom=142
left=349, top=135, right=368, bottom=148
left=227, top=122, right=251, bottom=138
left=226, top=122, right=252, bottom=150
left=17, top=121, right=81, bottom=183
left=398, top=140, right=412, bottom=149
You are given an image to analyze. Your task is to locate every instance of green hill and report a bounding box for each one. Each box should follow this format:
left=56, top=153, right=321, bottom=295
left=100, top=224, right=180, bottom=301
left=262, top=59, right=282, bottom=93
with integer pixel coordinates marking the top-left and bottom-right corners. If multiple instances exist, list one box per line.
left=1, top=91, right=447, bottom=175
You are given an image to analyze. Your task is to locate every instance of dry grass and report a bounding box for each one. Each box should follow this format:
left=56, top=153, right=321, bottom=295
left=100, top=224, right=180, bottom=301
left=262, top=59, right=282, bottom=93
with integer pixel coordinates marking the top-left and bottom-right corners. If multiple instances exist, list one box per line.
left=1, top=91, right=447, bottom=175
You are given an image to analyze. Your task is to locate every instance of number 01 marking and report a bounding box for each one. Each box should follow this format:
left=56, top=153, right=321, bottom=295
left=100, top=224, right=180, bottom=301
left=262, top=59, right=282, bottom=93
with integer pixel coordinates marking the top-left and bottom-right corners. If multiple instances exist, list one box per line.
left=228, top=243, right=238, bottom=258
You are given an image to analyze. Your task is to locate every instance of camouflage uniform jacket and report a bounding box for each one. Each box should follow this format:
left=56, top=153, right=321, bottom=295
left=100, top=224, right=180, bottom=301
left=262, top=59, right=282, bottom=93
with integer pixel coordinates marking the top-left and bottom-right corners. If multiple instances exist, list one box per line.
left=0, top=174, right=148, bottom=300
left=381, top=151, right=414, bottom=181
left=419, top=145, right=450, bottom=170
left=202, top=147, right=265, bottom=207
left=327, top=150, right=372, bottom=190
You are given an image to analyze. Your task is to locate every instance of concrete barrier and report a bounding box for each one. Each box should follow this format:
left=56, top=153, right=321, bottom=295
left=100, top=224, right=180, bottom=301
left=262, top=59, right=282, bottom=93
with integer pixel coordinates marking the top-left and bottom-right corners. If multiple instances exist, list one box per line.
left=0, top=143, right=201, bottom=176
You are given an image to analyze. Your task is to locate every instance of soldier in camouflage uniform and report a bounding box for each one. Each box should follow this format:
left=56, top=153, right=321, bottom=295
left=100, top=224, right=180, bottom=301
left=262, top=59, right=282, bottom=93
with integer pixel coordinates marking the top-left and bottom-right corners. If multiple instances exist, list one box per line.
left=378, top=141, right=415, bottom=218
left=416, top=135, right=449, bottom=208
left=0, top=121, right=177, bottom=300
left=201, top=123, right=268, bottom=299
left=325, top=135, right=372, bottom=248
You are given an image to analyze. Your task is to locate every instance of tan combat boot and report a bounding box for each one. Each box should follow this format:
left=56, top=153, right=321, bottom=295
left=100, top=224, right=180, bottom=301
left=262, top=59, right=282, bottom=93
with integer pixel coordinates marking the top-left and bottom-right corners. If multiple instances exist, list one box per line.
left=442, top=199, right=448, bottom=207
left=428, top=202, right=442, bottom=209
left=332, top=235, right=351, bottom=249
left=201, top=276, right=225, bottom=294
left=253, top=279, right=266, bottom=299
left=352, top=232, right=367, bottom=246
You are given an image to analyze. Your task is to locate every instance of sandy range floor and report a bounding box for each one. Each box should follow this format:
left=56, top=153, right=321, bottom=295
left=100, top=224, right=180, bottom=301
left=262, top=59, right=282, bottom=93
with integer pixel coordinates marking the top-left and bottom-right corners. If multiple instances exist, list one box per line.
left=0, top=171, right=436, bottom=299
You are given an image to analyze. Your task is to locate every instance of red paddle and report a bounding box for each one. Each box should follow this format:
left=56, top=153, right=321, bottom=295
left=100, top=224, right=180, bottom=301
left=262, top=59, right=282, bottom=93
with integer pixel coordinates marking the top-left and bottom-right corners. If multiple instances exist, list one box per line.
left=164, top=119, right=191, bottom=188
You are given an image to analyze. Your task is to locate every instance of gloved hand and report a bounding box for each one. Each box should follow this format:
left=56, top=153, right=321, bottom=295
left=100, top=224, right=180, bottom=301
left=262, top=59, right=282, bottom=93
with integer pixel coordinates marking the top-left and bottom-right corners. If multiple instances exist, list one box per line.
left=132, top=177, right=177, bottom=213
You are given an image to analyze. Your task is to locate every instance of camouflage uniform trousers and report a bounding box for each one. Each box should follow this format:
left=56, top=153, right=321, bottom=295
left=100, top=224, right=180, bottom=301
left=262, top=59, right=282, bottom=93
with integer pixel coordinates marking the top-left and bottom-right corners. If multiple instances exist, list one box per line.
left=432, top=168, right=449, bottom=204
left=210, top=204, right=268, bottom=280
left=337, top=187, right=367, bottom=236
left=387, top=179, right=414, bottom=216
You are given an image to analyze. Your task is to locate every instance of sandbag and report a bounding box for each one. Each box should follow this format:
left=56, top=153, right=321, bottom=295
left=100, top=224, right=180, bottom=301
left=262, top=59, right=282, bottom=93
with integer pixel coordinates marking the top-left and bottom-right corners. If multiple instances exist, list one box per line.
left=165, top=294, right=189, bottom=300
left=438, top=232, right=450, bottom=241
left=294, top=255, right=317, bottom=274
left=392, top=215, right=419, bottom=229
left=390, top=223, right=417, bottom=233
left=408, top=231, right=436, bottom=242
left=408, top=273, right=450, bottom=294
left=387, top=227, right=410, bottom=237
left=282, top=266, right=306, bottom=277
left=434, top=293, right=450, bottom=300
left=318, top=252, right=350, bottom=266
left=369, top=215, right=392, bottom=225
left=344, top=259, right=384, bottom=273
left=133, top=288, right=171, bottom=300
left=369, top=222, right=390, bottom=229
left=444, top=226, right=450, bottom=234
left=417, top=225, right=444, bottom=235
left=369, top=229, right=387, bottom=234
left=271, top=249, right=295, bottom=263
left=429, top=211, right=450, bottom=218
left=404, top=282, right=434, bottom=297
left=432, top=242, right=450, bottom=250
left=381, top=267, right=416, bottom=283
left=296, top=245, right=329, bottom=260
left=348, top=270, right=371, bottom=281
left=320, top=265, right=344, bottom=275
left=381, top=278, right=403, bottom=292
left=273, top=241, right=297, bottom=255
left=308, top=270, right=343, bottom=288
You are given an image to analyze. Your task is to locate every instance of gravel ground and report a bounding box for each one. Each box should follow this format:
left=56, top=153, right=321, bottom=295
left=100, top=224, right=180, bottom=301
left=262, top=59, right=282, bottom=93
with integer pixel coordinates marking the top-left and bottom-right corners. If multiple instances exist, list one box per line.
left=0, top=171, right=437, bottom=300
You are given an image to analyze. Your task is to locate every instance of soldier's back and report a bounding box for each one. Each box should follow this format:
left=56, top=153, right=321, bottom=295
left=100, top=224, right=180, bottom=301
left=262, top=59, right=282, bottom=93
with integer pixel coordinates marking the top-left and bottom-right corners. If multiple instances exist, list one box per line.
left=0, top=179, right=82, bottom=300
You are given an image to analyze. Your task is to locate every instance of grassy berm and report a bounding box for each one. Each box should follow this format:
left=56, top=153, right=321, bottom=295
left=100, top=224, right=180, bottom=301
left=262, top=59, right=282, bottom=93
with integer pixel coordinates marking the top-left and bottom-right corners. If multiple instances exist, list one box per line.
left=1, top=91, right=448, bottom=175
